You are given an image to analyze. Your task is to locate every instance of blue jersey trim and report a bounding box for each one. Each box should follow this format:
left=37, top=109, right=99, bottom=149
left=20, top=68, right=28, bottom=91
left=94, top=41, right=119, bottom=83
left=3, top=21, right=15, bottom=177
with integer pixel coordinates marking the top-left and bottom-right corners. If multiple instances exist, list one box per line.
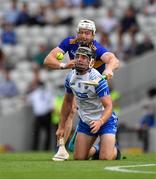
left=95, top=79, right=110, bottom=97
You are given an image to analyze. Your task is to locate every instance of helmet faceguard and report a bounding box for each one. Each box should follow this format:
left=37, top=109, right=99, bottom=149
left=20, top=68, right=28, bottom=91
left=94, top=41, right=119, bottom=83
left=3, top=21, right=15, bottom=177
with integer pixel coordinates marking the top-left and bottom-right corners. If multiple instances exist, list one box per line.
left=76, top=19, right=96, bottom=45
left=75, top=46, right=95, bottom=74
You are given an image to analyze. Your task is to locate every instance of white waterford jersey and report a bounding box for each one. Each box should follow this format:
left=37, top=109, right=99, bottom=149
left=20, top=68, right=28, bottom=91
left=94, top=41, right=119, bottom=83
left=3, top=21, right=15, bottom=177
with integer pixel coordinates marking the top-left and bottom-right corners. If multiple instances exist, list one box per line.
left=65, top=68, right=110, bottom=125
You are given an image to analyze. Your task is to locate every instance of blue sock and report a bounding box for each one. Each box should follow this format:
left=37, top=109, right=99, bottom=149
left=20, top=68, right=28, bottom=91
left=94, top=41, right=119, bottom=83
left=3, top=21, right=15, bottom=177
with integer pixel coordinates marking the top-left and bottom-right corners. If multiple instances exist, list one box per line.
left=91, top=144, right=100, bottom=160
left=68, top=130, right=77, bottom=152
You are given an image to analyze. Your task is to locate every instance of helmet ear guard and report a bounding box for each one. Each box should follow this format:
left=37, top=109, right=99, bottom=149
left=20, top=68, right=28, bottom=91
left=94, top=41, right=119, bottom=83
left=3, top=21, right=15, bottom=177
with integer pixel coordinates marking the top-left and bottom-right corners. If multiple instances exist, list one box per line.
left=88, top=58, right=94, bottom=69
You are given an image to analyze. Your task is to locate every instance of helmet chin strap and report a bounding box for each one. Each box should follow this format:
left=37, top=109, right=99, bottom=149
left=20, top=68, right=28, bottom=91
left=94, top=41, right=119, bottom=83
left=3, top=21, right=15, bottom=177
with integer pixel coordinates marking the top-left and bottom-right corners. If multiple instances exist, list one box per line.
left=75, top=59, right=94, bottom=74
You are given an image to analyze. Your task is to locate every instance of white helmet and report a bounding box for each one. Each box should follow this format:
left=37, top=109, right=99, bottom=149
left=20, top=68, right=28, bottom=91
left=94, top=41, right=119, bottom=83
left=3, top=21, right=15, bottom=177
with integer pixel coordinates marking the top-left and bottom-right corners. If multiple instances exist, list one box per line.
left=77, top=19, right=96, bottom=34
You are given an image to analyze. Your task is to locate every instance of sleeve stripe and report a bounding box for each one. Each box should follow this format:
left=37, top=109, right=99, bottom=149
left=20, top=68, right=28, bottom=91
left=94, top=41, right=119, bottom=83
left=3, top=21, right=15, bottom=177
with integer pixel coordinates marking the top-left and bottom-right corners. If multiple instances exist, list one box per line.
left=96, top=85, right=108, bottom=94
left=95, top=81, right=107, bottom=92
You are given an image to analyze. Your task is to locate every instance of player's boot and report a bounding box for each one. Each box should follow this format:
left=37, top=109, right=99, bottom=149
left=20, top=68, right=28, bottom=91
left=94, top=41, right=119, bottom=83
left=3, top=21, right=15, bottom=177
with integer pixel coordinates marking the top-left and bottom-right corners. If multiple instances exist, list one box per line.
left=68, top=130, right=77, bottom=152
left=115, top=148, right=121, bottom=160
left=52, top=138, right=69, bottom=161
left=115, top=140, right=121, bottom=160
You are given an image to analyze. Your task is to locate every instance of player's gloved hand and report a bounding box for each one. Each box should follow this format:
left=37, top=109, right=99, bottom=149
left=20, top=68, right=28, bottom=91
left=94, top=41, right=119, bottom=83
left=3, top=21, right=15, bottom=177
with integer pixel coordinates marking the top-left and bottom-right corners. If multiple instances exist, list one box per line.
left=65, top=60, right=76, bottom=69
left=90, top=120, right=102, bottom=134
left=103, top=68, right=114, bottom=80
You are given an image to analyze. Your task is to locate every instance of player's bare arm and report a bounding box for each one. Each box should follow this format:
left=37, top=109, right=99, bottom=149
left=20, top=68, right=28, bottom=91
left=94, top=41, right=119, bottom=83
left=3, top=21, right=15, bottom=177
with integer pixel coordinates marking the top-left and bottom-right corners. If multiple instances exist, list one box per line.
left=101, top=52, right=120, bottom=79
left=44, top=47, right=75, bottom=70
left=64, top=98, right=77, bottom=143
left=90, top=95, right=113, bottom=134
left=56, top=93, right=74, bottom=139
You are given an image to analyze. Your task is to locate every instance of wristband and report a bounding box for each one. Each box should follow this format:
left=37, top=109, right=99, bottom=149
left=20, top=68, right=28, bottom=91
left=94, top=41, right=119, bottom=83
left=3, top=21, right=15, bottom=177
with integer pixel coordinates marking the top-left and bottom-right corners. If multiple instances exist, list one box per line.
left=60, top=63, right=66, bottom=69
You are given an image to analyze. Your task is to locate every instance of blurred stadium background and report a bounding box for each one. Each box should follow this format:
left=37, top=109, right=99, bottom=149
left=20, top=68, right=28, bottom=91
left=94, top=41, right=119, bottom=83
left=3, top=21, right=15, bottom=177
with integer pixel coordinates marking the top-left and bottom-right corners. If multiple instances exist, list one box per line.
left=0, top=0, right=156, bottom=154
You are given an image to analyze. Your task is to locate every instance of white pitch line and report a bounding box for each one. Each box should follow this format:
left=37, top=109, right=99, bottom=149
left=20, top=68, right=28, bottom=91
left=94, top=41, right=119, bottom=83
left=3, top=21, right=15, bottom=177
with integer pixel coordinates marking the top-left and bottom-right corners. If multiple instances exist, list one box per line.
left=105, top=164, right=156, bottom=174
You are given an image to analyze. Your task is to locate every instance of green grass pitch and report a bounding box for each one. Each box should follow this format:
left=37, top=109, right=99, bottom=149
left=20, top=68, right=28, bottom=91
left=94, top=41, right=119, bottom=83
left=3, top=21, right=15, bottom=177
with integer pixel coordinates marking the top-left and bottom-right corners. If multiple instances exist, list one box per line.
left=0, top=152, right=156, bottom=179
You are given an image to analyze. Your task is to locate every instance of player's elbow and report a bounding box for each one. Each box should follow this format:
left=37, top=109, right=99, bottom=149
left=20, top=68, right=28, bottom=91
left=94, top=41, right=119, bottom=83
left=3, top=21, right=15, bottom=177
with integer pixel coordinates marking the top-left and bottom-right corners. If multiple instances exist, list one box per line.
left=110, top=53, right=120, bottom=70
left=111, top=55, right=120, bottom=70
left=115, top=58, right=120, bottom=69
left=43, top=55, right=49, bottom=67
left=44, top=55, right=55, bottom=69
left=104, top=102, right=113, bottom=116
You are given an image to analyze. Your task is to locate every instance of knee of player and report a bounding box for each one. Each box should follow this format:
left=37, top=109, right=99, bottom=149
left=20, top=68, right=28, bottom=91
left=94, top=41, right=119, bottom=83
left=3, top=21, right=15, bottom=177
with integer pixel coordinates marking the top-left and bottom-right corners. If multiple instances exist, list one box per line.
left=73, top=153, right=87, bottom=160
left=74, top=156, right=87, bottom=160
left=99, top=154, right=114, bottom=160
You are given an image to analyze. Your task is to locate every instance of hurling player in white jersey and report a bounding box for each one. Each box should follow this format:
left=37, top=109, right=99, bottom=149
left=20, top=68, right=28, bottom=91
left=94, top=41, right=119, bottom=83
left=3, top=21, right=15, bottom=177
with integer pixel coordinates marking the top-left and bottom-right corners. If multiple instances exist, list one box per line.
left=44, top=19, right=120, bottom=147
left=55, top=46, right=119, bottom=160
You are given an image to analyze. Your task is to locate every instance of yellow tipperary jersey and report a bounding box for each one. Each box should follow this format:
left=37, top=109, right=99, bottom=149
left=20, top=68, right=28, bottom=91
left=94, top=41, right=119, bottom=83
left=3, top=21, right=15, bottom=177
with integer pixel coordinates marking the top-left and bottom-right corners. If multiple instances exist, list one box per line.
left=58, top=36, right=108, bottom=74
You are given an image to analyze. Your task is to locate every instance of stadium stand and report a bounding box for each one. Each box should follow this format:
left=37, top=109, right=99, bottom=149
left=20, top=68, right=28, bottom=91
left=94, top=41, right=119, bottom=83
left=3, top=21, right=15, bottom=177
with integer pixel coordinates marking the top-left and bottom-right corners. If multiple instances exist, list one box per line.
left=0, top=0, right=156, bottom=152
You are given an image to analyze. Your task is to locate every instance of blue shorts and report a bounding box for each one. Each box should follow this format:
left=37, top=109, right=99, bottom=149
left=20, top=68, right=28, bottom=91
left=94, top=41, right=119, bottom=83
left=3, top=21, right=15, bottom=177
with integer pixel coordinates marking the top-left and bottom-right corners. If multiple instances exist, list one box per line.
left=77, top=113, right=118, bottom=137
